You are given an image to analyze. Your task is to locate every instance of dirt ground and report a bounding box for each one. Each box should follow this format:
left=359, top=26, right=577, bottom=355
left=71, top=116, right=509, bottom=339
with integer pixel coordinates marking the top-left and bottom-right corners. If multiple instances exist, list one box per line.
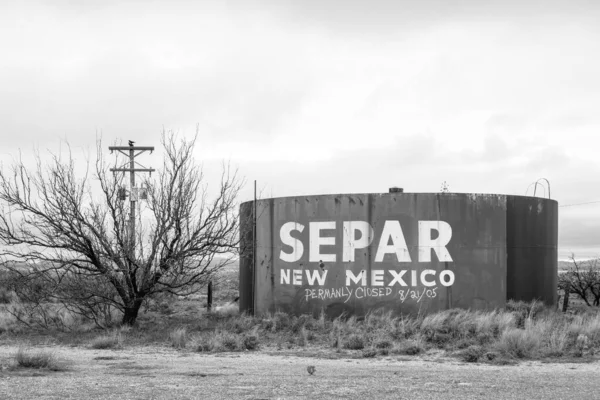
left=0, top=345, right=599, bottom=400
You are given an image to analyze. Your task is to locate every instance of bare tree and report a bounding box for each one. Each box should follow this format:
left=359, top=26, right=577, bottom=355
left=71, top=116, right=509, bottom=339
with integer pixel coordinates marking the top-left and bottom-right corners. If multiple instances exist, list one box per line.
left=0, top=132, right=242, bottom=326
left=558, top=255, right=600, bottom=308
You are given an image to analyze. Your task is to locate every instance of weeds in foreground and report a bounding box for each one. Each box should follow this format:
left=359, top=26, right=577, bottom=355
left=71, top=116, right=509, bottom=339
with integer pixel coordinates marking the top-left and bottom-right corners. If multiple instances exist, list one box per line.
left=5, top=300, right=600, bottom=363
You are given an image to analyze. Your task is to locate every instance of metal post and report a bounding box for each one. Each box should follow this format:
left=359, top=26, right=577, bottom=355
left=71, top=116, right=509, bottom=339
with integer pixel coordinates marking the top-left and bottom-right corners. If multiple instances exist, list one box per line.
left=252, top=180, right=257, bottom=315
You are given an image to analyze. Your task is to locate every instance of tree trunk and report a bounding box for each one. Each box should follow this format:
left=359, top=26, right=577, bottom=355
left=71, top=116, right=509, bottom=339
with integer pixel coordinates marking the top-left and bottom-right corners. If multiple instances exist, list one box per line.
left=562, top=285, right=570, bottom=312
left=207, top=280, right=213, bottom=312
left=121, top=299, right=143, bottom=326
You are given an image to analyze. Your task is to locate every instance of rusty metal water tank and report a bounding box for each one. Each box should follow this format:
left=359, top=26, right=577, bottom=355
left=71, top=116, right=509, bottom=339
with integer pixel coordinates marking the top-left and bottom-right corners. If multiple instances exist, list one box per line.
left=239, top=193, right=558, bottom=317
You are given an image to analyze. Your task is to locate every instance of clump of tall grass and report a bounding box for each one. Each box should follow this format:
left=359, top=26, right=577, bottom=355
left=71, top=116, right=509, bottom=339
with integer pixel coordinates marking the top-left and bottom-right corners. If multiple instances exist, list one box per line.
left=169, top=327, right=187, bottom=349
left=193, top=329, right=260, bottom=352
left=419, top=308, right=516, bottom=349
left=343, top=334, right=365, bottom=350
left=260, top=311, right=292, bottom=333
left=392, top=338, right=425, bottom=355
left=14, top=347, right=64, bottom=370
left=90, top=328, right=125, bottom=349
left=496, top=328, right=540, bottom=358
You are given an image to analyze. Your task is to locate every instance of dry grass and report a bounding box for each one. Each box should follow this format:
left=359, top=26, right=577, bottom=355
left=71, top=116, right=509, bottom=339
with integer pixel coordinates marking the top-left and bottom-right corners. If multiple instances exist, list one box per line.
left=169, top=327, right=187, bottom=349
left=14, top=347, right=64, bottom=370
left=3, top=296, right=600, bottom=363
left=90, top=329, right=124, bottom=350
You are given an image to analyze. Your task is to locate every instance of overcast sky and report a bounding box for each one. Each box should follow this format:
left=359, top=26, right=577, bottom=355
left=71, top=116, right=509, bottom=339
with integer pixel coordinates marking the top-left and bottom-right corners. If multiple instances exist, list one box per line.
left=0, top=0, right=599, bottom=259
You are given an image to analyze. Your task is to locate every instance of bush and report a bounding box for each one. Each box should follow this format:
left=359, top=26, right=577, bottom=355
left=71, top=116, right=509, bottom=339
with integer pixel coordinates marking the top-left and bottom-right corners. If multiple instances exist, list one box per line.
left=343, top=334, right=365, bottom=350
left=242, top=333, right=260, bottom=350
left=224, top=314, right=257, bottom=334
left=496, top=328, right=540, bottom=358
left=375, top=339, right=393, bottom=349
left=292, top=314, right=317, bottom=333
left=574, top=334, right=590, bottom=357
left=193, top=330, right=253, bottom=352
left=272, top=312, right=292, bottom=332
left=506, top=300, right=544, bottom=328
left=460, top=345, right=485, bottom=362
left=362, top=348, right=377, bottom=358
left=393, top=339, right=425, bottom=356
left=220, top=332, right=240, bottom=351
left=15, top=348, right=62, bottom=370
left=169, top=327, right=187, bottom=349
left=90, top=331, right=122, bottom=349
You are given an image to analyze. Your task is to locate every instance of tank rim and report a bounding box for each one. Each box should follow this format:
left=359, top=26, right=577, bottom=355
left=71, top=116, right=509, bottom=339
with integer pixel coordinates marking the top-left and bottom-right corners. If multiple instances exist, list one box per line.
left=240, top=192, right=559, bottom=206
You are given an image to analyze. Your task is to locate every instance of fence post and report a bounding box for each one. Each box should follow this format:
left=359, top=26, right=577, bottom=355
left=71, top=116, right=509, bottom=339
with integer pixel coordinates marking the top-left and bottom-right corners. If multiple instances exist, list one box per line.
left=207, top=280, right=213, bottom=312
left=562, top=283, right=570, bottom=312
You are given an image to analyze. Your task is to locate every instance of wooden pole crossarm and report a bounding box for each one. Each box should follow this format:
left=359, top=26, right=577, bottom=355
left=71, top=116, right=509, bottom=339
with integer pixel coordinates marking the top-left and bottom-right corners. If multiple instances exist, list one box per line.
left=110, top=168, right=156, bottom=173
left=109, top=146, right=155, bottom=151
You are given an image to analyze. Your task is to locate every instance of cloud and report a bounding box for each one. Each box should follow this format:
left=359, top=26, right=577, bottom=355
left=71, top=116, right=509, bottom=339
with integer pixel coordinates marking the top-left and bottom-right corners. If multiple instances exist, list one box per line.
left=0, top=1, right=599, bottom=256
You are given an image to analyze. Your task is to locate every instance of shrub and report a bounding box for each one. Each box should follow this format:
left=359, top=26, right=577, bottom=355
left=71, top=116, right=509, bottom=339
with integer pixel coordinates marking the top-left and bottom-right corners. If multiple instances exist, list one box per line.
left=375, top=339, right=393, bottom=349
left=364, top=309, right=395, bottom=332
left=242, top=333, right=259, bottom=350
left=544, top=323, right=569, bottom=357
left=496, top=328, right=540, bottom=358
left=90, top=331, right=122, bottom=349
left=169, top=327, right=187, bottom=349
left=574, top=334, right=590, bottom=357
left=194, top=331, right=242, bottom=352
left=15, top=348, right=62, bottom=370
left=193, top=335, right=213, bottom=352
left=393, top=339, right=425, bottom=356
left=378, top=348, right=390, bottom=356
left=362, top=348, right=377, bottom=358
left=506, top=300, right=543, bottom=328
left=224, top=314, right=256, bottom=334
left=460, top=345, right=485, bottom=363
left=261, top=312, right=292, bottom=333
left=343, top=334, right=365, bottom=350
left=390, top=317, right=419, bottom=340
left=292, top=314, right=317, bottom=333
left=568, top=314, right=600, bottom=348
left=220, top=332, right=240, bottom=351
left=272, top=312, right=291, bottom=331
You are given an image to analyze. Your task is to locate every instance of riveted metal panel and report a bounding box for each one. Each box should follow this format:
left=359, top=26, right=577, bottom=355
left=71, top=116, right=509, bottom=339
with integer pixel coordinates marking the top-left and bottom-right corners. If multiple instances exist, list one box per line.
left=506, top=196, right=558, bottom=306
left=238, top=201, right=254, bottom=314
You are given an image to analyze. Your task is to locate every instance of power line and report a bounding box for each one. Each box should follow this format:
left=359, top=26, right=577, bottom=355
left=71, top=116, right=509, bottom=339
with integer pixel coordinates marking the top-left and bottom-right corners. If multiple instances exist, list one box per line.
left=560, top=200, right=600, bottom=208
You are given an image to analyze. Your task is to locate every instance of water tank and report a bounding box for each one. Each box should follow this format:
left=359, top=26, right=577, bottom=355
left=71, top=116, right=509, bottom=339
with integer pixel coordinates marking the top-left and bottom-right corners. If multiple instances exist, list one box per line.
left=239, top=193, right=558, bottom=317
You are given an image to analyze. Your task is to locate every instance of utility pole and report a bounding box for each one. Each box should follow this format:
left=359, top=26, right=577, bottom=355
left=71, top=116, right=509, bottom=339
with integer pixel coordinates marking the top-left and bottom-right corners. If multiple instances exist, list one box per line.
left=109, top=141, right=155, bottom=258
